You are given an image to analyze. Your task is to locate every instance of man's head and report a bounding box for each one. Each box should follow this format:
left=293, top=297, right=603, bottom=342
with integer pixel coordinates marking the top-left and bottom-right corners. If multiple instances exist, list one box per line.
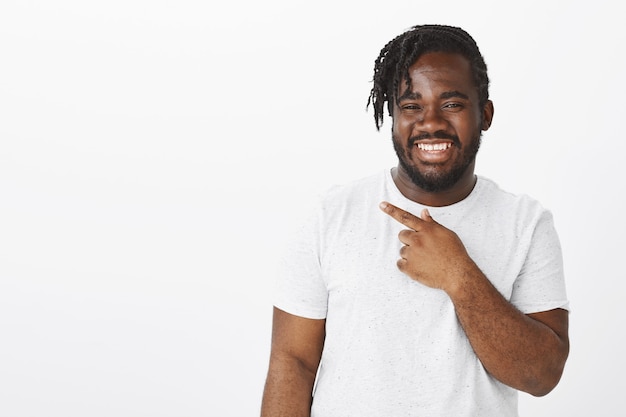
left=368, top=25, right=494, bottom=195
left=368, top=24, right=490, bottom=130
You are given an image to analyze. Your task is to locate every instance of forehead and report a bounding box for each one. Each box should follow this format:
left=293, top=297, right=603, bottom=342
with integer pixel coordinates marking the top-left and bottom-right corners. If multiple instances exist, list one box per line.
left=401, top=52, right=475, bottom=96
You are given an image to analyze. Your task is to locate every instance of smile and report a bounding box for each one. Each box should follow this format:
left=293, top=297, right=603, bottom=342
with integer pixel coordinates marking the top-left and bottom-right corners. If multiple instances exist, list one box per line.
left=416, top=143, right=452, bottom=151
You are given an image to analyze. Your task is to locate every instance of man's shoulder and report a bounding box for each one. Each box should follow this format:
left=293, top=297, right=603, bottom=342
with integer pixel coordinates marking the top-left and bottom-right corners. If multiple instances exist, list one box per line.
left=322, top=170, right=387, bottom=203
left=476, top=176, right=550, bottom=221
left=308, top=171, right=389, bottom=225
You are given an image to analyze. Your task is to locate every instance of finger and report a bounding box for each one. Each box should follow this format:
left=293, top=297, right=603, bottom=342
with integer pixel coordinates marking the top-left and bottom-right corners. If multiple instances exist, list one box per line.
left=398, top=229, right=416, bottom=245
left=420, top=208, right=434, bottom=222
left=399, top=244, right=409, bottom=259
left=396, top=257, right=408, bottom=273
left=379, top=201, right=424, bottom=230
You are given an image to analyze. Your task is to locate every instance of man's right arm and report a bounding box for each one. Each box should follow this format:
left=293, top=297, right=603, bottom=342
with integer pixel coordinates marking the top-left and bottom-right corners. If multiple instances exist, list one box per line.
left=261, top=307, right=326, bottom=417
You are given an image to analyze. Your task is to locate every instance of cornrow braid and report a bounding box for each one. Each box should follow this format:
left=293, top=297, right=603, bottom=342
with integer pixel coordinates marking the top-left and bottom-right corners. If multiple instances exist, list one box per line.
left=367, top=24, right=490, bottom=130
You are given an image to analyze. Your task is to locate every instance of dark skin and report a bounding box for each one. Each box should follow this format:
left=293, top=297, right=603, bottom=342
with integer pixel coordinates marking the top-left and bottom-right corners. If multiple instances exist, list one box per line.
left=391, top=52, right=492, bottom=206
left=261, top=309, right=325, bottom=417
left=261, top=52, right=569, bottom=416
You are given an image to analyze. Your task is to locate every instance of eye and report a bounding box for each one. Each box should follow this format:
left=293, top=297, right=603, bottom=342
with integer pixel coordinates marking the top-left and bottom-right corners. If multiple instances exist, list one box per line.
left=442, top=102, right=463, bottom=111
left=400, top=104, right=421, bottom=112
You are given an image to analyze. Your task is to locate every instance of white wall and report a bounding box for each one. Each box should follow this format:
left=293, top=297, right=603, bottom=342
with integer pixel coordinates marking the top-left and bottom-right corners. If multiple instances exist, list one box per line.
left=0, top=1, right=623, bottom=416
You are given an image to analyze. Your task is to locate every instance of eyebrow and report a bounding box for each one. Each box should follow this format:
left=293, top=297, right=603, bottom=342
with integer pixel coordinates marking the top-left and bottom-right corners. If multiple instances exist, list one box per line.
left=397, top=90, right=470, bottom=101
left=441, top=90, right=469, bottom=100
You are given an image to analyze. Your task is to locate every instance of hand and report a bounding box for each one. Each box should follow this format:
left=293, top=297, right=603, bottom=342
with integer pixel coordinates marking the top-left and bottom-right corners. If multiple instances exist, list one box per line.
left=379, top=201, right=475, bottom=292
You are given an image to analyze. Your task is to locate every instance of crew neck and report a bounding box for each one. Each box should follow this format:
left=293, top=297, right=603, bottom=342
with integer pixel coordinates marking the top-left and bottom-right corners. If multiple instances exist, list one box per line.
left=383, top=168, right=484, bottom=212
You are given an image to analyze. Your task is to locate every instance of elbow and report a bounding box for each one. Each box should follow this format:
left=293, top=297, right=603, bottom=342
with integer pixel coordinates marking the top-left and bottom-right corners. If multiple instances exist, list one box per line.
left=525, top=346, right=570, bottom=397
left=526, top=376, right=561, bottom=397
left=526, top=380, right=559, bottom=397
left=521, top=367, right=564, bottom=397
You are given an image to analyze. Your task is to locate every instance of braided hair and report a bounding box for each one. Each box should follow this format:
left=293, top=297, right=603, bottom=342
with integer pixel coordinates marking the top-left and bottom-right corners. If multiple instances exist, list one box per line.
left=367, top=24, right=490, bottom=130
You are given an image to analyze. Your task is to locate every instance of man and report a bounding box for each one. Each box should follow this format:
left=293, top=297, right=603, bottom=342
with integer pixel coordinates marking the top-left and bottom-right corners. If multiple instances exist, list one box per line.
left=261, top=24, right=569, bottom=417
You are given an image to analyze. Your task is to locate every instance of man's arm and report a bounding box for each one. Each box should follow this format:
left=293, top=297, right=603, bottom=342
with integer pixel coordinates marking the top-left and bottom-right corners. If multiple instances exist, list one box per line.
left=380, top=202, right=569, bottom=396
left=261, top=307, right=325, bottom=417
left=447, top=272, right=569, bottom=396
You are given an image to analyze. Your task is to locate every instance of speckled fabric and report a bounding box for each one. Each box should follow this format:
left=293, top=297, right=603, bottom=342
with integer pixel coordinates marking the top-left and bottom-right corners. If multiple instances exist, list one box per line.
left=274, top=169, right=569, bottom=417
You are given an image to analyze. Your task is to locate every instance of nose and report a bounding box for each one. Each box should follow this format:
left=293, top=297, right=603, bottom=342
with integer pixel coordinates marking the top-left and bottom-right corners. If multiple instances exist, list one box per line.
left=415, top=107, right=447, bottom=134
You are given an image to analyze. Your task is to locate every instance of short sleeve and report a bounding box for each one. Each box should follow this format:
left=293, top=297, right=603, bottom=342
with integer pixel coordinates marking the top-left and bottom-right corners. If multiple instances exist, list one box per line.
left=272, top=201, right=328, bottom=319
left=510, top=210, right=570, bottom=314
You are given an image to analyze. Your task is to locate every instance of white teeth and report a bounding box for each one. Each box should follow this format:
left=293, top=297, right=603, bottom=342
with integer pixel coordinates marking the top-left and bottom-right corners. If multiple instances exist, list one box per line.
left=417, top=143, right=452, bottom=151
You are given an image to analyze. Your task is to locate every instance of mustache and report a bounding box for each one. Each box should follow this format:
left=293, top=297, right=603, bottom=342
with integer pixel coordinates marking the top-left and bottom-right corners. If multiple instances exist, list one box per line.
left=408, top=131, right=461, bottom=147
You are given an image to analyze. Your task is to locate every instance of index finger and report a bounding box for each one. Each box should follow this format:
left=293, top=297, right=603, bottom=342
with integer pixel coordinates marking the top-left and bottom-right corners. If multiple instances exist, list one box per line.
left=379, top=201, right=424, bottom=230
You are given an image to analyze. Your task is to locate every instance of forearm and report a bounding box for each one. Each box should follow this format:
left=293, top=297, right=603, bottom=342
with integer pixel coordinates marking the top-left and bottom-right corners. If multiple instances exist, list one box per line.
left=447, top=263, right=569, bottom=396
left=261, top=354, right=317, bottom=417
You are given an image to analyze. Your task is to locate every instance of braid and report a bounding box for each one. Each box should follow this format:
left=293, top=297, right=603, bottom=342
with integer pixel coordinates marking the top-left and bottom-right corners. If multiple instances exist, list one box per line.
left=367, top=25, right=490, bottom=131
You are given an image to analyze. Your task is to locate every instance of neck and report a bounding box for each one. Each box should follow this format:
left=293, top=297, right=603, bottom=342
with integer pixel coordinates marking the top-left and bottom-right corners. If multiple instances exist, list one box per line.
left=391, top=164, right=477, bottom=207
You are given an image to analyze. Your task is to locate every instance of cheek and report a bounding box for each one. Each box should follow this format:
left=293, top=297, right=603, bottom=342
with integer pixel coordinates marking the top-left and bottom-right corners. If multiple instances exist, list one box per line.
left=453, top=115, right=480, bottom=136
left=392, top=117, right=412, bottom=138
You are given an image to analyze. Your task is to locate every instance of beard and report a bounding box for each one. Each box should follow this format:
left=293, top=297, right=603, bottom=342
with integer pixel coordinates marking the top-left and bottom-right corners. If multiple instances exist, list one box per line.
left=392, top=130, right=482, bottom=193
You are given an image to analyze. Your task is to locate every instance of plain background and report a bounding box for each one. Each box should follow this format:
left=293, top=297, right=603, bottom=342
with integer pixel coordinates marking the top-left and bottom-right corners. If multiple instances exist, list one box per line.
left=1, top=0, right=624, bottom=416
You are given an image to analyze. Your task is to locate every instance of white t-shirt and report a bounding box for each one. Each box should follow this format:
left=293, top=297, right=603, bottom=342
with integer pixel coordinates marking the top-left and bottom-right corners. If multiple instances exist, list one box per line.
left=274, top=170, right=569, bottom=417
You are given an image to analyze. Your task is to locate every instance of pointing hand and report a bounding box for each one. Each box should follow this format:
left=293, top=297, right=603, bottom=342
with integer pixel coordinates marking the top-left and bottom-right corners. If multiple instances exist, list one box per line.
left=379, top=201, right=476, bottom=292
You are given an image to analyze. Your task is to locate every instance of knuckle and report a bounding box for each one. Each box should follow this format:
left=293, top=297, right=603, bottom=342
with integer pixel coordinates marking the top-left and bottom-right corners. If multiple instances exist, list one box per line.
left=399, top=230, right=418, bottom=244
left=396, top=259, right=405, bottom=270
left=400, top=212, right=413, bottom=223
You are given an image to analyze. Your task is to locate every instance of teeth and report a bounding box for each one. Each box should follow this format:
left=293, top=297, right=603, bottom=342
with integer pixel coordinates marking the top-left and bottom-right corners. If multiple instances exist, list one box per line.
left=417, top=143, right=452, bottom=151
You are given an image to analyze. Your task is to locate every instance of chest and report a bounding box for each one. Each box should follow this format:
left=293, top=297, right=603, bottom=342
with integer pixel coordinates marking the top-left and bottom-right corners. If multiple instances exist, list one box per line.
left=319, top=210, right=527, bottom=303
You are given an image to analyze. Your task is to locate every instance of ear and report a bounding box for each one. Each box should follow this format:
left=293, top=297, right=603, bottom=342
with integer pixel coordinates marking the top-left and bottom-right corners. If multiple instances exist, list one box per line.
left=481, top=100, right=494, bottom=131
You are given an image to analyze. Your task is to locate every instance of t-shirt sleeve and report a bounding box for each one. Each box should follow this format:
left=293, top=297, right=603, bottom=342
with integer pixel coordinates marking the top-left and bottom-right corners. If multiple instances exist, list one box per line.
left=510, top=209, right=570, bottom=314
left=272, top=201, right=328, bottom=319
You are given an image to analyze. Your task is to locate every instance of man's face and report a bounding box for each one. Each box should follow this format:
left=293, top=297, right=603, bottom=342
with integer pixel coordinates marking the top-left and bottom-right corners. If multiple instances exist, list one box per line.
left=391, top=52, right=493, bottom=192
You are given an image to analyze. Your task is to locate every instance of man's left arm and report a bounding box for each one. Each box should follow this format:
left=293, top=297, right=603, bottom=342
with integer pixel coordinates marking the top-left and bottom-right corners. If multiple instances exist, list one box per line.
left=380, top=202, right=569, bottom=396
left=446, top=271, right=569, bottom=396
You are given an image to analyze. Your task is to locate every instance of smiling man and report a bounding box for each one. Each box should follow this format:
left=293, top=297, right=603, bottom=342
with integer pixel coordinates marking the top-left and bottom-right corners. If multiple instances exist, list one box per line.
left=261, top=25, right=569, bottom=417
left=390, top=51, right=491, bottom=205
